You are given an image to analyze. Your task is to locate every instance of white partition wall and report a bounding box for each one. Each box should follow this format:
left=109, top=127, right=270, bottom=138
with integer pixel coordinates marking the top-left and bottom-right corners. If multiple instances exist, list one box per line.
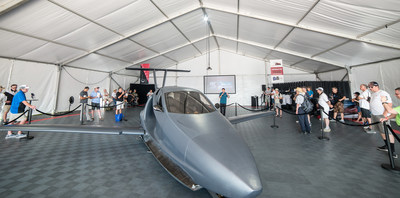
left=349, top=59, right=400, bottom=107
left=56, top=67, right=110, bottom=112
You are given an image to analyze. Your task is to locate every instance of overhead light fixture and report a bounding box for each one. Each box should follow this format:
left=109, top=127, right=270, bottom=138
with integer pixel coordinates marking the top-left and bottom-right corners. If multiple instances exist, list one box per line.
left=203, top=15, right=208, bottom=21
left=207, top=66, right=212, bottom=71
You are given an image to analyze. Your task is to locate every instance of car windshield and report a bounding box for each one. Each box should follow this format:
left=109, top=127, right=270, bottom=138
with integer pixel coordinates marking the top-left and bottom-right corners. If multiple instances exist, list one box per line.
left=165, top=91, right=216, bottom=114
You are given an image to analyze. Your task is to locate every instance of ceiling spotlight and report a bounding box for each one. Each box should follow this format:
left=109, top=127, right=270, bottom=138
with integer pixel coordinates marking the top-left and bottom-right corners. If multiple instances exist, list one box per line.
left=207, top=66, right=212, bottom=71
left=203, top=15, right=208, bottom=21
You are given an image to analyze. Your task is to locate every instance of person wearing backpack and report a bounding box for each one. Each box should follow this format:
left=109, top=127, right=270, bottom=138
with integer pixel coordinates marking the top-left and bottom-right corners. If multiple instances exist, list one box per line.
left=296, top=87, right=311, bottom=134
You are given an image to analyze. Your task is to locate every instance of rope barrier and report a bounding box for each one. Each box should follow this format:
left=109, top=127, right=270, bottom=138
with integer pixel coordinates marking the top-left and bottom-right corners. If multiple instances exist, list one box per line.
left=276, top=106, right=312, bottom=115
left=86, top=102, right=125, bottom=108
left=3, top=110, right=29, bottom=125
left=319, top=108, right=380, bottom=127
left=35, top=104, right=82, bottom=117
left=236, top=103, right=269, bottom=112
left=226, top=103, right=235, bottom=106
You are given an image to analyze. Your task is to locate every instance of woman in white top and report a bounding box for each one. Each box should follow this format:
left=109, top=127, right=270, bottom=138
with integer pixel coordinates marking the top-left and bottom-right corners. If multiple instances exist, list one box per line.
left=273, top=89, right=283, bottom=117
left=316, top=87, right=331, bottom=132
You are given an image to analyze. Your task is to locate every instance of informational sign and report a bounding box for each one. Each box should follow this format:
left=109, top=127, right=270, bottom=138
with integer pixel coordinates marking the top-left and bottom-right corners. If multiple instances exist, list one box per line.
left=270, top=59, right=284, bottom=83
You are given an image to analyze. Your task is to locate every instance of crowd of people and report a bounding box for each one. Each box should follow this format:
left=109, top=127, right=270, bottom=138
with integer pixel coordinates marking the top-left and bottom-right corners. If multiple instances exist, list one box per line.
left=260, top=82, right=400, bottom=158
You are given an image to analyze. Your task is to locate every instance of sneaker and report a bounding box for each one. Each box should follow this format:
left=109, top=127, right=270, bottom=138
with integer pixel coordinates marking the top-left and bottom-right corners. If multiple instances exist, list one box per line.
left=296, top=121, right=299, bottom=123
left=15, top=134, right=27, bottom=139
left=323, top=128, right=331, bottom=132
left=5, top=134, right=16, bottom=139
left=339, top=120, right=345, bottom=123
left=377, top=145, right=388, bottom=152
left=364, top=128, right=376, bottom=134
left=330, top=119, right=336, bottom=122
left=392, top=153, right=398, bottom=159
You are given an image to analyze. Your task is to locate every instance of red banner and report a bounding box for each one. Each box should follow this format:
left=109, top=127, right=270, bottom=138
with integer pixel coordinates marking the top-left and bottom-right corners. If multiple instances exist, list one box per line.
left=140, top=63, right=150, bottom=81
left=271, top=67, right=283, bottom=75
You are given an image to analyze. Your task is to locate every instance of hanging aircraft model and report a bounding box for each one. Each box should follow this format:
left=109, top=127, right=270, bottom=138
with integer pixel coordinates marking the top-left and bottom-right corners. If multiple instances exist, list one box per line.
left=1, top=68, right=273, bottom=198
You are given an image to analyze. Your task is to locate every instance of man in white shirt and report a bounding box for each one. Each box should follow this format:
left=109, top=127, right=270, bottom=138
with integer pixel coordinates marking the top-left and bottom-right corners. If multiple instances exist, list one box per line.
left=368, top=81, right=396, bottom=158
left=358, top=84, right=373, bottom=133
left=316, top=87, right=331, bottom=132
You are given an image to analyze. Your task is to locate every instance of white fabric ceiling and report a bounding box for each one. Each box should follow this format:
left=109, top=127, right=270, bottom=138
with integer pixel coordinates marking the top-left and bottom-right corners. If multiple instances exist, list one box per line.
left=0, top=0, right=399, bottom=74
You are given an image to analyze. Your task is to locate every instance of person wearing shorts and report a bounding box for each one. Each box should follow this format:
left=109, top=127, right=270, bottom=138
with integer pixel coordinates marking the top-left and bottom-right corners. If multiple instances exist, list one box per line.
left=329, top=87, right=346, bottom=123
left=369, top=81, right=396, bottom=158
left=273, top=88, right=282, bottom=117
left=3, top=84, right=17, bottom=122
left=6, top=85, right=36, bottom=139
left=359, top=84, right=373, bottom=132
left=90, top=87, right=103, bottom=120
left=316, top=87, right=331, bottom=132
left=116, top=87, right=125, bottom=115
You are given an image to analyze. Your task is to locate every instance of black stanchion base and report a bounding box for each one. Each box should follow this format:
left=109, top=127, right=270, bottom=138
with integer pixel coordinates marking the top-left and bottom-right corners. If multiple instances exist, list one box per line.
left=20, top=136, right=34, bottom=140
left=270, top=125, right=279, bottom=128
left=318, top=136, right=330, bottom=140
left=381, top=163, right=400, bottom=173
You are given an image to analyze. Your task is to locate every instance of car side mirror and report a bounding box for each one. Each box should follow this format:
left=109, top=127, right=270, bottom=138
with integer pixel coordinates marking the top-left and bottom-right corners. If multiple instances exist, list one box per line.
left=214, top=103, right=220, bottom=109
left=153, top=105, right=163, bottom=112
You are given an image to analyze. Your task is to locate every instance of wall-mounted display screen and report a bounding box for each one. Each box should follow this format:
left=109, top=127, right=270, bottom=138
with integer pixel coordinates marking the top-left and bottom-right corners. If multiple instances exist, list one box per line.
left=204, top=75, right=236, bottom=94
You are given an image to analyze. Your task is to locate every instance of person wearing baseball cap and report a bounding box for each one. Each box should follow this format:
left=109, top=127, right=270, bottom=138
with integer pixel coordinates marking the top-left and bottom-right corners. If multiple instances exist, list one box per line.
left=316, top=87, right=331, bottom=132
left=6, top=85, right=36, bottom=139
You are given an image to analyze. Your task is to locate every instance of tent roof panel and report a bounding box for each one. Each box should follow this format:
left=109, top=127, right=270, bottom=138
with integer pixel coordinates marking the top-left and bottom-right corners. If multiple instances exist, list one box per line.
left=364, top=22, right=400, bottom=46
left=18, top=42, right=86, bottom=64
left=164, top=45, right=201, bottom=62
left=138, top=56, right=176, bottom=69
left=237, top=42, right=271, bottom=58
left=192, top=37, right=218, bottom=52
left=277, top=28, right=348, bottom=56
left=300, top=0, right=400, bottom=37
left=54, top=23, right=121, bottom=51
left=202, top=0, right=237, bottom=13
left=152, top=0, right=199, bottom=18
left=217, top=37, right=237, bottom=52
left=268, top=51, right=305, bottom=66
left=0, top=0, right=89, bottom=40
left=130, top=22, right=188, bottom=53
left=0, top=30, right=47, bottom=58
left=69, top=54, right=129, bottom=72
left=96, top=0, right=167, bottom=36
left=207, top=9, right=238, bottom=38
left=239, top=16, right=293, bottom=47
left=172, top=9, right=208, bottom=41
left=97, top=40, right=157, bottom=63
left=240, top=0, right=317, bottom=24
left=316, top=41, right=400, bottom=66
left=51, top=0, right=137, bottom=20
left=295, top=59, right=342, bottom=73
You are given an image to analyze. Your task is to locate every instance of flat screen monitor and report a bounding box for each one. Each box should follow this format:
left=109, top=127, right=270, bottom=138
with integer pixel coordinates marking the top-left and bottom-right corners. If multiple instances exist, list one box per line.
left=204, top=75, right=236, bottom=94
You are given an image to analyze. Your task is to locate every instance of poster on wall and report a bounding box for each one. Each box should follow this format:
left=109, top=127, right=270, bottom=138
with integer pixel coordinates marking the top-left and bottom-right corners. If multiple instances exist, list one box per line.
left=270, top=59, right=284, bottom=84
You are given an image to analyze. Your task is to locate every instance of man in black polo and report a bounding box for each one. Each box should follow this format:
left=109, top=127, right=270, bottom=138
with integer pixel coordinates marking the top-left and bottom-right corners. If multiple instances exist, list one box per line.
left=329, top=87, right=346, bottom=123
left=79, top=86, right=91, bottom=122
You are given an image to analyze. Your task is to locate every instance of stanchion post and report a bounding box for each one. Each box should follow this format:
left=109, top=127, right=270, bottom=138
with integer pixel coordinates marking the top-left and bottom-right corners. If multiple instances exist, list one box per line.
left=318, top=108, right=329, bottom=141
left=270, top=106, right=278, bottom=128
left=25, top=100, right=34, bottom=140
left=235, top=103, right=237, bottom=116
left=80, top=103, right=84, bottom=125
left=381, top=122, right=400, bottom=172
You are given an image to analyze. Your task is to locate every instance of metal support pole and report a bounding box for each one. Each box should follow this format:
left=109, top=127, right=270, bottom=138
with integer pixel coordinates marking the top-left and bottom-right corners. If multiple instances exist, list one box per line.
left=381, top=122, right=400, bottom=172
left=318, top=108, right=329, bottom=141
left=235, top=103, right=237, bottom=116
left=270, top=106, right=278, bottom=128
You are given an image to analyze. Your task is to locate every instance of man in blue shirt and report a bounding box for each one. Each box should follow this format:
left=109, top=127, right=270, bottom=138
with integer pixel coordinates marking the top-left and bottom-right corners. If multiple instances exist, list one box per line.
left=6, top=85, right=36, bottom=139
left=219, top=88, right=230, bottom=116
left=90, top=87, right=103, bottom=120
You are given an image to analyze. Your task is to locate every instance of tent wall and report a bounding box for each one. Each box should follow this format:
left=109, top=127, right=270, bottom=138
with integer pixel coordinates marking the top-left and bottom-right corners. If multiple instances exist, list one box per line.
left=318, top=69, right=349, bottom=81
left=110, top=74, right=139, bottom=91
left=0, top=57, right=58, bottom=114
left=349, top=59, right=400, bottom=107
left=56, top=67, right=110, bottom=112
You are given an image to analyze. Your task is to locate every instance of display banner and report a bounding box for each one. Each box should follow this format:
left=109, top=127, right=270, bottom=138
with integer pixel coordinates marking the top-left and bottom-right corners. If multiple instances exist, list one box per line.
left=270, top=59, right=284, bottom=83
left=140, top=63, right=150, bottom=82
